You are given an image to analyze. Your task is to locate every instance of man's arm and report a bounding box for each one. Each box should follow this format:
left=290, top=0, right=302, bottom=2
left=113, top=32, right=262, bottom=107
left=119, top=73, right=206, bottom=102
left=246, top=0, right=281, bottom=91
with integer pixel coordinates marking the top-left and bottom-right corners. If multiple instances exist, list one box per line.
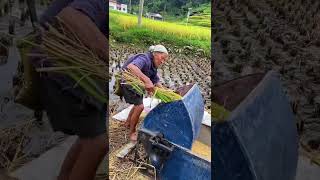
left=155, top=82, right=163, bottom=88
left=57, top=7, right=108, bottom=62
left=127, top=64, right=154, bottom=93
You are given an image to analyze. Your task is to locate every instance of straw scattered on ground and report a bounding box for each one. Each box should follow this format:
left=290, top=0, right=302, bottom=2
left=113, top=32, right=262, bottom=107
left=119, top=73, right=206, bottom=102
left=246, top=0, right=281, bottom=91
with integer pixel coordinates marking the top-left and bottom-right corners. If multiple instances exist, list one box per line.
left=0, top=119, right=35, bottom=172
left=109, top=103, right=155, bottom=180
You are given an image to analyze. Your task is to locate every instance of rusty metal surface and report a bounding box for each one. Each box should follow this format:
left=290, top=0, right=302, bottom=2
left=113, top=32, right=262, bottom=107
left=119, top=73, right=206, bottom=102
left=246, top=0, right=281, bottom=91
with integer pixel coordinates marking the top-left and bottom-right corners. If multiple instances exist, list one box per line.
left=213, top=73, right=265, bottom=111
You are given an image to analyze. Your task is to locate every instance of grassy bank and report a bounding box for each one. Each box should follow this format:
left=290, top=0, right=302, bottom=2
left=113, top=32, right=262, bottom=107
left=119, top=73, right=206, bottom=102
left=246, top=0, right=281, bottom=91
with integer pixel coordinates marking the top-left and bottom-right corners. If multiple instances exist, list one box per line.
left=187, top=3, right=211, bottom=28
left=109, top=10, right=211, bottom=57
left=164, top=3, right=211, bottom=28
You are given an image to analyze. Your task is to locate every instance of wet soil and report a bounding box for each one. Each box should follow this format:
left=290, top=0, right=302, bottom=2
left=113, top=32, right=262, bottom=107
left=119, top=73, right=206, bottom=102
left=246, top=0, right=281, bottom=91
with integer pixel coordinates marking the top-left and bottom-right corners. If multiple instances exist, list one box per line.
left=213, top=0, right=320, bottom=148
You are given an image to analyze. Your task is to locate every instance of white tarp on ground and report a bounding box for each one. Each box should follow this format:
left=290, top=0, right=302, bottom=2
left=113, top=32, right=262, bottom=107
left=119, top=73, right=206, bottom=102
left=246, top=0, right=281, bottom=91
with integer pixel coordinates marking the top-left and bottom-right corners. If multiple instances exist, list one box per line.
left=112, top=98, right=211, bottom=127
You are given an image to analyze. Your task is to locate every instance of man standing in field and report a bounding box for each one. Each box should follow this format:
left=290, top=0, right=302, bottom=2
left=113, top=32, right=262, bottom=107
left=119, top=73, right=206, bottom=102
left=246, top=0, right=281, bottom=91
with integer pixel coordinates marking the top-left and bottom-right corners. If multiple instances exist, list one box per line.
left=121, top=45, right=169, bottom=141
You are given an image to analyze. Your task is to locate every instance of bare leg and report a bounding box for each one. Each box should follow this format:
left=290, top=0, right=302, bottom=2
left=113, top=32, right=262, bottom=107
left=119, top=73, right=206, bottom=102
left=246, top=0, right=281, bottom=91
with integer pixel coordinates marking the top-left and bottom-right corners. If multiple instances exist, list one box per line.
left=129, top=104, right=144, bottom=141
left=57, top=138, right=82, bottom=180
left=124, top=106, right=135, bottom=128
left=69, top=134, right=108, bottom=180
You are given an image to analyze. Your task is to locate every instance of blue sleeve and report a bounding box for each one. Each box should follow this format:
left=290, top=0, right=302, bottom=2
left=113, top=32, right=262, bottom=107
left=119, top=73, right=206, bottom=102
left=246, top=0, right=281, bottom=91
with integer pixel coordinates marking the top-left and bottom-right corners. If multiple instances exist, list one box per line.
left=69, top=0, right=107, bottom=34
left=131, top=55, right=149, bottom=70
left=152, top=74, right=160, bottom=84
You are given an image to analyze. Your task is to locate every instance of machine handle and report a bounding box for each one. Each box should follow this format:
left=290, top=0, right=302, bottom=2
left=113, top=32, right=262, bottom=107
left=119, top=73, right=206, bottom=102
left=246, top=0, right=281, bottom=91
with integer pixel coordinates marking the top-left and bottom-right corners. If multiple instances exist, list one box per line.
left=149, top=135, right=174, bottom=153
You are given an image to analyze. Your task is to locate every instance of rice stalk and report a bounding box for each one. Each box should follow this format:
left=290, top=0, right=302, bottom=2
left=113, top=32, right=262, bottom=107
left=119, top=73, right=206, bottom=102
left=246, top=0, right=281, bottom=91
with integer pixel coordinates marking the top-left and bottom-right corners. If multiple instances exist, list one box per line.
left=122, top=70, right=182, bottom=103
left=20, top=20, right=107, bottom=103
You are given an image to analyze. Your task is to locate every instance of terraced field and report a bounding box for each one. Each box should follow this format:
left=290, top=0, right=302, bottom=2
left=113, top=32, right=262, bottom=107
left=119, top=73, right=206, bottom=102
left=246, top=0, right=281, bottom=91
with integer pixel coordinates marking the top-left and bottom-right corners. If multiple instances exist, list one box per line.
left=213, top=0, right=320, bottom=147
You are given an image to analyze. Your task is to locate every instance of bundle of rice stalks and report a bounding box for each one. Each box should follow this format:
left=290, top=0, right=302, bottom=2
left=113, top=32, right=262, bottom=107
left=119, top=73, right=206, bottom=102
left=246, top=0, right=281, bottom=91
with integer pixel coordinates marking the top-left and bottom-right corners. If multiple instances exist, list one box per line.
left=22, top=19, right=107, bottom=103
left=122, top=70, right=182, bottom=103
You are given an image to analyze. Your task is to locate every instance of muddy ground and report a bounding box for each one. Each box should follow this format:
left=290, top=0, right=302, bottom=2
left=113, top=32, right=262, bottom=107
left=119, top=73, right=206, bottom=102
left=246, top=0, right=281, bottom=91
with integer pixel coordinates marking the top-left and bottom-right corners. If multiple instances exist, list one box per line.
left=213, top=0, right=320, bottom=149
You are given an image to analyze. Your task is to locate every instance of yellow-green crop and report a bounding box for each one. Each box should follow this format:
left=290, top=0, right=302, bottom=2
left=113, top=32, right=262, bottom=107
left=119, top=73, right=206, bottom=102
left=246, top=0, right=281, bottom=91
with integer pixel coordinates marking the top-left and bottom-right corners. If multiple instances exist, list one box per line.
left=122, top=70, right=182, bottom=103
left=109, top=10, right=210, bottom=41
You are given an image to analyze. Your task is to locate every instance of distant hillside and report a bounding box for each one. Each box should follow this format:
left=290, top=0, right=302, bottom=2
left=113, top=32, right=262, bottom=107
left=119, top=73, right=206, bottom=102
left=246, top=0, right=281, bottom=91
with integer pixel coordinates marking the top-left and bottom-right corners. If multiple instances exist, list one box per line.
left=187, top=3, right=211, bottom=27
left=117, top=0, right=211, bottom=18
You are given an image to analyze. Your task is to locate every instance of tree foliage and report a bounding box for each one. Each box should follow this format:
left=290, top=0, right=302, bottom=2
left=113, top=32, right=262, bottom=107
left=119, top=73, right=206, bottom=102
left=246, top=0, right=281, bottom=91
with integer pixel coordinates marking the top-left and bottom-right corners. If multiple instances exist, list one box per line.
left=116, top=0, right=210, bottom=17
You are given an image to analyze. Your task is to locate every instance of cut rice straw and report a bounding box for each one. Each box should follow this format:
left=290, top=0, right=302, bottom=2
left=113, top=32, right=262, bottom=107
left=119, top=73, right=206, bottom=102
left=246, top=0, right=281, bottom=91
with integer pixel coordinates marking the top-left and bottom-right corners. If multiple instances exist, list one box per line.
left=20, top=18, right=107, bottom=103
left=122, top=70, right=182, bottom=103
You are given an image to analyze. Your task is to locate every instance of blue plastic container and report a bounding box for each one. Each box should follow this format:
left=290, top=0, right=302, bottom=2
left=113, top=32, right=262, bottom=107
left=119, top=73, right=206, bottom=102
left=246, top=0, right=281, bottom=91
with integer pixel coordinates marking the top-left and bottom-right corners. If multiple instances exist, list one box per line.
left=159, top=144, right=211, bottom=180
left=141, top=84, right=204, bottom=149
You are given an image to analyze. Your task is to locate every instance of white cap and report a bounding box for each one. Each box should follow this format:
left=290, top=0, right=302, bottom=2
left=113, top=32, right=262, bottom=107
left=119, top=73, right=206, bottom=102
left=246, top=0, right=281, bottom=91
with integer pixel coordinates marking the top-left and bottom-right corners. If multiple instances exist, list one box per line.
left=150, top=44, right=168, bottom=54
left=148, top=45, right=155, bottom=52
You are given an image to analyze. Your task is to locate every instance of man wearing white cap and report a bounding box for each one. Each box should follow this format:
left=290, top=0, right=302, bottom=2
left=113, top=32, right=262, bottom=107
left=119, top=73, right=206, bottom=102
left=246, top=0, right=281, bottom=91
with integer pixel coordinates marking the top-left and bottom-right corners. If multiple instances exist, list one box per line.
left=121, top=45, right=169, bottom=141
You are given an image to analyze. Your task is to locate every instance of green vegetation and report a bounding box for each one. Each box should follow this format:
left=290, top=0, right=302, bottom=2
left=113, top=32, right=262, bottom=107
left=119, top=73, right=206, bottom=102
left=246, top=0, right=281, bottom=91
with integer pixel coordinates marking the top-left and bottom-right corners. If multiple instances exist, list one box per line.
left=118, top=0, right=210, bottom=17
left=116, top=0, right=211, bottom=28
left=122, top=70, right=182, bottom=103
left=24, top=24, right=107, bottom=103
left=109, top=10, right=211, bottom=57
left=187, top=3, right=211, bottom=27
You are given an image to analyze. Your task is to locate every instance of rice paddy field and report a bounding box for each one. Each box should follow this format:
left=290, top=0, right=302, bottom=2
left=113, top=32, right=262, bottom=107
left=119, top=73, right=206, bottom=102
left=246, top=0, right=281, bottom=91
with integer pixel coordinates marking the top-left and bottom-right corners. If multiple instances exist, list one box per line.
left=109, top=10, right=211, bottom=56
left=110, top=10, right=210, bottom=41
left=214, top=0, right=320, bottom=152
left=187, top=4, right=211, bottom=28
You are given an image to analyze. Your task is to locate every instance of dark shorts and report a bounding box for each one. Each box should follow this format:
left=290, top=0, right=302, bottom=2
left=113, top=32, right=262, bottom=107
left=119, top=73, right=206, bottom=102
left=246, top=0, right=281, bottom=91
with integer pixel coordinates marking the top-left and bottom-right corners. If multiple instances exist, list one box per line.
left=40, top=77, right=106, bottom=138
left=121, top=84, right=143, bottom=105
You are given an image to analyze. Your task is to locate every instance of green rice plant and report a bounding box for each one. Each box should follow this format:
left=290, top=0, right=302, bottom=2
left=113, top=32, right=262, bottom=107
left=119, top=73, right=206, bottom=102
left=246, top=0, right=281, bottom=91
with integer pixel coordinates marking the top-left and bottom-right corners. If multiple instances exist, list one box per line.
left=122, top=70, right=182, bottom=103
left=109, top=10, right=210, bottom=41
left=22, top=19, right=107, bottom=103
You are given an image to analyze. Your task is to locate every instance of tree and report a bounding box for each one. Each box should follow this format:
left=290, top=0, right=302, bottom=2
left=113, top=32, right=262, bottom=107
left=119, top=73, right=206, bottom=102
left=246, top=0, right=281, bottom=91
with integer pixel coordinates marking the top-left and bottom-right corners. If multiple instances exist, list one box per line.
left=131, top=0, right=210, bottom=17
left=138, top=0, right=144, bottom=27
left=129, top=0, right=132, bottom=13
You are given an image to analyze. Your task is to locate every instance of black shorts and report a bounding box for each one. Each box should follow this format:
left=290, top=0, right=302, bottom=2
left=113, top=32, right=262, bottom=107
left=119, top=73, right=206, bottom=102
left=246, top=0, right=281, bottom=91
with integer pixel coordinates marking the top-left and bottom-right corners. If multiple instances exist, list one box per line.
left=40, top=77, right=106, bottom=138
left=121, top=84, right=143, bottom=105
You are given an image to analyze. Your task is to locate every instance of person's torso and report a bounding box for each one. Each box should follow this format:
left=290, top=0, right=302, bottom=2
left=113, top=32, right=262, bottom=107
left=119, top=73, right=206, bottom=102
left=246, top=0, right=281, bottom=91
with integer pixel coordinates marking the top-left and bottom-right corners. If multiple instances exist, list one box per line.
left=122, top=53, right=158, bottom=84
left=39, top=0, right=107, bottom=34
left=32, top=0, right=107, bottom=107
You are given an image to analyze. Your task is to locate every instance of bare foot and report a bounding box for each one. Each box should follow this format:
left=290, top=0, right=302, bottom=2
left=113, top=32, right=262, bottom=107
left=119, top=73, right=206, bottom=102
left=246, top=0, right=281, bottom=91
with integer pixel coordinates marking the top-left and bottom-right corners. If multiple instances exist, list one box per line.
left=130, top=132, right=137, bottom=142
left=122, top=120, right=130, bottom=129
